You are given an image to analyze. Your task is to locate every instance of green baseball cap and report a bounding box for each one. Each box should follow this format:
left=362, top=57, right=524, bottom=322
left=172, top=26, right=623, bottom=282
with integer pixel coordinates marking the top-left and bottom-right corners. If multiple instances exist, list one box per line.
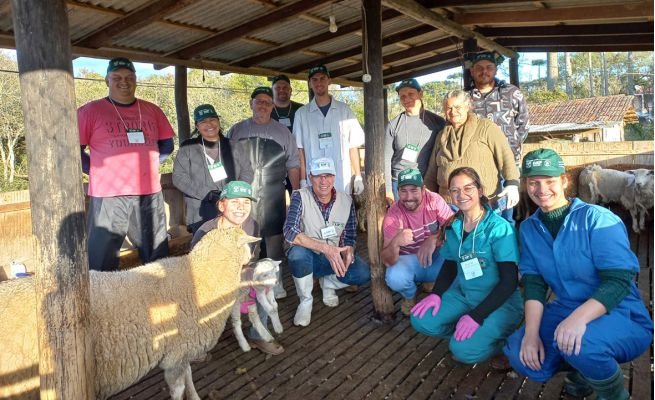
left=193, top=104, right=219, bottom=122
left=522, top=148, right=565, bottom=177
left=272, top=75, right=291, bottom=85
left=220, top=181, right=257, bottom=201
left=251, top=86, right=273, bottom=99
left=398, top=168, right=423, bottom=187
left=107, top=57, right=135, bottom=74
left=395, top=78, right=422, bottom=92
left=468, top=51, right=505, bottom=66
left=308, top=65, right=330, bottom=79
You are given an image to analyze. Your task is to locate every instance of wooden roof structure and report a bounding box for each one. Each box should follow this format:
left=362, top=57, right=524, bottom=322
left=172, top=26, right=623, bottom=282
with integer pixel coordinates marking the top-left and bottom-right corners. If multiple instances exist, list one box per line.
left=0, top=0, right=653, bottom=86
left=529, top=94, right=640, bottom=133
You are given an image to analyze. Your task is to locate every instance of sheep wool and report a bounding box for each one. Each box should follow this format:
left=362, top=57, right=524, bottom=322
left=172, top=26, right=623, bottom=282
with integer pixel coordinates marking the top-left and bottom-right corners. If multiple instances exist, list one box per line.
left=0, top=226, right=257, bottom=400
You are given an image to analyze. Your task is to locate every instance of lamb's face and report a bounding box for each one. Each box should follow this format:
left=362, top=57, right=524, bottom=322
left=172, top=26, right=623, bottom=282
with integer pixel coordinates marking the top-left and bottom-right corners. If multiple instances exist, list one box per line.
left=251, top=258, right=281, bottom=287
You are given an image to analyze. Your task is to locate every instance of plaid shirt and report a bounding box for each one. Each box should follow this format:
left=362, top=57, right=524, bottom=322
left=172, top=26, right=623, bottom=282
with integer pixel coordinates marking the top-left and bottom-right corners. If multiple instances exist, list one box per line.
left=283, top=187, right=357, bottom=248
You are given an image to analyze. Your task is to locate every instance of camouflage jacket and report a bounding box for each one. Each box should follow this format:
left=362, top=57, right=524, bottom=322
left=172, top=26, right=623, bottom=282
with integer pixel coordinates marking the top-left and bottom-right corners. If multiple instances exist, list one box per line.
left=468, top=79, right=529, bottom=162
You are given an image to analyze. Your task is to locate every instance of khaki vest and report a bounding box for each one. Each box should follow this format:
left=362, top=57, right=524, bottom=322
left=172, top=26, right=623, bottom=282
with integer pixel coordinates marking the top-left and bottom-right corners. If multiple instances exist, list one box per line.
left=298, top=187, right=352, bottom=247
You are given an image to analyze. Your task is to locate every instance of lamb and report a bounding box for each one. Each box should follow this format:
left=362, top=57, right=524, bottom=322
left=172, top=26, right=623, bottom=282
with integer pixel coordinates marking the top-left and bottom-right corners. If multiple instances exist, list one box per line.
left=578, top=164, right=650, bottom=233
left=231, top=258, right=283, bottom=352
left=0, top=226, right=257, bottom=400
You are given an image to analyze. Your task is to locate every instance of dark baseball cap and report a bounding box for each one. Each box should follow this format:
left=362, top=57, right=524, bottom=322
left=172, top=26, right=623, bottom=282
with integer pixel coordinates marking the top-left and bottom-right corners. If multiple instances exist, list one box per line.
left=396, top=78, right=422, bottom=92
left=272, top=75, right=291, bottom=85
left=107, top=57, right=135, bottom=74
left=251, top=86, right=274, bottom=99
left=308, top=65, right=330, bottom=79
left=193, top=104, right=219, bottom=122
left=468, top=51, right=505, bottom=66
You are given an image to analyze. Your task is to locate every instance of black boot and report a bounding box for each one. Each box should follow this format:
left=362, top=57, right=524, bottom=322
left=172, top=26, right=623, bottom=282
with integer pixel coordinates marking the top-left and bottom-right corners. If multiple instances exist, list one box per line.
left=564, top=370, right=593, bottom=397
left=586, top=368, right=629, bottom=400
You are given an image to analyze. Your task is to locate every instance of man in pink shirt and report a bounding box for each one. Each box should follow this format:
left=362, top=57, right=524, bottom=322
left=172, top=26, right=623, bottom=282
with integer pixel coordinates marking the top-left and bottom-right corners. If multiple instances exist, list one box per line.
left=381, top=168, right=454, bottom=316
left=78, top=57, right=176, bottom=271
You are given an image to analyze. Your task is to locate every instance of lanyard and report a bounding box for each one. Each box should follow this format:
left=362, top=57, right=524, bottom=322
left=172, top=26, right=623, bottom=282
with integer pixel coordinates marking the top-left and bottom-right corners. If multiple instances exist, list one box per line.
left=109, top=98, right=142, bottom=131
left=403, top=108, right=426, bottom=147
left=273, top=104, right=291, bottom=119
left=458, top=209, right=484, bottom=259
left=201, top=137, right=221, bottom=166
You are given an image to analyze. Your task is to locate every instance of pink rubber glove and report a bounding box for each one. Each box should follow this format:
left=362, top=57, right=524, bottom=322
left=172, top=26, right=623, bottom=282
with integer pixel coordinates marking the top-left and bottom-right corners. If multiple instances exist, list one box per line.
left=454, top=314, right=480, bottom=341
left=411, top=294, right=442, bottom=319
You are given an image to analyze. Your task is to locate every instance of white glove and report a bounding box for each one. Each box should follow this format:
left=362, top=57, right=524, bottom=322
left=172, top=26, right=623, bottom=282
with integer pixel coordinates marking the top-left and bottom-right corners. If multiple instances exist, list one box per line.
left=353, top=175, right=365, bottom=195
left=497, top=185, right=519, bottom=209
left=300, top=179, right=310, bottom=189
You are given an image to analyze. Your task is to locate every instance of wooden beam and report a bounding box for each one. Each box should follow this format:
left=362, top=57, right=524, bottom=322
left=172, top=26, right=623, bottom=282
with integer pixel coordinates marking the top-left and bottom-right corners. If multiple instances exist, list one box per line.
left=382, top=50, right=461, bottom=77
left=362, top=0, right=394, bottom=321
left=454, top=2, right=654, bottom=25
left=74, top=0, right=200, bottom=48
left=169, top=0, right=326, bottom=59
left=496, top=34, right=653, bottom=47
left=510, top=44, right=654, bottom=52
left=383, top=59, right=462, bottom=85
left=175, top=66, right=191, bottom=143
left=462, top=37, right=476, bottom=88
left=477, top=22, right=654, bottom=38
left=233, top=8, right=401, bottom=67
left=509, top=56, right=519, bottom=87
left=11, top=0, right=95, bottom=398
left=420, top=0, right=535, bottom=6
left=285, top=25, right=435, bottom=74
left=382, top=0, right=517, bottom=58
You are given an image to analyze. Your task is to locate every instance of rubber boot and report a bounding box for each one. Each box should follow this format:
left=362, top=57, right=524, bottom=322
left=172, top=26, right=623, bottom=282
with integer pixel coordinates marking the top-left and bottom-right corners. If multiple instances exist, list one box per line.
left=293, top=274, right=314, bottom=327
left=586, top=368, right=629, bottom=400
left=319, top=274, right=349, bottom=307
left=564, top=370, right=593, bottom=397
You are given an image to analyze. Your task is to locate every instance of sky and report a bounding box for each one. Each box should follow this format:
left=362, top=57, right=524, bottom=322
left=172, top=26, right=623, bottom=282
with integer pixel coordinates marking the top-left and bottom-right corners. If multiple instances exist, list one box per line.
left=3, top=49, right=547, bottom=85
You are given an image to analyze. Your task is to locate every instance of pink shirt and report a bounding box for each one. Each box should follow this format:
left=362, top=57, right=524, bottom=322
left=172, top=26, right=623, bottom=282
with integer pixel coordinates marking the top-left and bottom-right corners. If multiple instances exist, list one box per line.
left=78, top=98, right=175, bottom=197
left=383, top=189, right=453, bottom=255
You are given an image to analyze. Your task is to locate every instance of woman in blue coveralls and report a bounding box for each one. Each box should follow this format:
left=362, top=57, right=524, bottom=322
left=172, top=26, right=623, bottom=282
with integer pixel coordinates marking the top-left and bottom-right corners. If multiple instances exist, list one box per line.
left=503, top=148, right=653, bottom=400
left=410, top=167, right=523, bottom=365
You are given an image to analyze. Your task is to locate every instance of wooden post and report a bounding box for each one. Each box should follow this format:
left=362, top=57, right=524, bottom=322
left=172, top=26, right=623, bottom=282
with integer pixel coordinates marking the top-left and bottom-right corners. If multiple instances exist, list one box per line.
left=362, top=0, right=394, bottom=321
left=175, top=66, right=191, bottom=142
left=462, top=38, right=477, bottom=89
left=509, top=57, right=520, bottom=88
left=11, top=0, right=95, bottom=398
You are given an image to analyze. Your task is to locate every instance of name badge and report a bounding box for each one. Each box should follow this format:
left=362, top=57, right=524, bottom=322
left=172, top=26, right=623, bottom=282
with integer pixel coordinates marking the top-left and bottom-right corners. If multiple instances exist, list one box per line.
left=279, top=117, right=291, bottom=128
left=460, top=254, right=483, bottom=280
left=320, top=225, right=338, bottom=239
left=208, top=162, right=227, bottom=182
left=401, top=144, right=419, bottom=162
left=126, top=128, right=145, bottom=144
left=319, top=132, right=333, bottom=149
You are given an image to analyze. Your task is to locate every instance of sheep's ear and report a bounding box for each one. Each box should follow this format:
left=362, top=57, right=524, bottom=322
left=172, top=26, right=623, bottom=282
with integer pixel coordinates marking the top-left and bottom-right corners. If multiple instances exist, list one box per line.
left=238, top=235, right=261, bottom=246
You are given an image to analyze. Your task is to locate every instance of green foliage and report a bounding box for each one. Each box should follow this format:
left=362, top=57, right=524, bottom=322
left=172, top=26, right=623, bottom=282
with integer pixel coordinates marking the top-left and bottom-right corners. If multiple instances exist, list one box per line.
left=625, top=122, right=654, bottom=141
left=526, top=88, right=569, bottom=104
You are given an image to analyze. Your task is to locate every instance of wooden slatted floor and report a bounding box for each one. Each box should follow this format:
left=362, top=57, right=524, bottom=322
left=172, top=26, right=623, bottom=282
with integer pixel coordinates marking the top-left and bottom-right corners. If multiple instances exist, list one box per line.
left=110, top=229, right=653, bottom=400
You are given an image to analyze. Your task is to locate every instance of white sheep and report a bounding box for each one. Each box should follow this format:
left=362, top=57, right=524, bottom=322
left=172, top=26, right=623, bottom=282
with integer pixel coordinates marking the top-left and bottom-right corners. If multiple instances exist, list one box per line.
left=627, top=168, right=654, bottom=232
left=578, top=164, right=651, bottom=233
left=0, top=226, right=257, bottom=400
left=231, top=258, right=284, bottom=352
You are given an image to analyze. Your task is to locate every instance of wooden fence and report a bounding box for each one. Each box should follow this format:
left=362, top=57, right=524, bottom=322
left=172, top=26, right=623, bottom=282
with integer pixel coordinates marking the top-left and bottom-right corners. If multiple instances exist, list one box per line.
left=2, top=141, right=653, bottom=279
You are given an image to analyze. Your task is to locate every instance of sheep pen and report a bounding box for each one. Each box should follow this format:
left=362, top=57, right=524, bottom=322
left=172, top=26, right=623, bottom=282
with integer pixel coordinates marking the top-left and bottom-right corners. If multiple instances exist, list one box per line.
left=0, top=226, right=258, bottom=400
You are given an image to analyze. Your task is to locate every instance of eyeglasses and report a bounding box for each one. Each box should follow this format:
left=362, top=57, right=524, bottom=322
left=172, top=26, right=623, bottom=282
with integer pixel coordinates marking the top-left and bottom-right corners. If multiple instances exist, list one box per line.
left=448, top=183, right=478, bottom=196
left=253, top=99, right=273, bottom=106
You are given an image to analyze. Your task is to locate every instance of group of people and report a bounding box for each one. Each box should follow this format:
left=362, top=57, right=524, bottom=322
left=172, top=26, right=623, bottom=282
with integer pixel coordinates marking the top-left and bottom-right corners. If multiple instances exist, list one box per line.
left=78, top=54, right=652, bottom=399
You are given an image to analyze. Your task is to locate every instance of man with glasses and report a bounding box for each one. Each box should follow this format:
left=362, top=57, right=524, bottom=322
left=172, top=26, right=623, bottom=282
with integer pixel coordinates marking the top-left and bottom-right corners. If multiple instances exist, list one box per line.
left=381, top=168, right=453, bottom=316
left=293, top=65, right=365, bottom=195
left=229, top=86, right=301, bottom=298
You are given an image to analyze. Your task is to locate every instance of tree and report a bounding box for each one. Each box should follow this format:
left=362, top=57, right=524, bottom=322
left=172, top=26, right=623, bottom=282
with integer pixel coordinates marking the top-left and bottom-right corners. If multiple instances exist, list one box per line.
left=0, top=53, right=25, bottom=187
left=531, top=59, right=546, bottom=80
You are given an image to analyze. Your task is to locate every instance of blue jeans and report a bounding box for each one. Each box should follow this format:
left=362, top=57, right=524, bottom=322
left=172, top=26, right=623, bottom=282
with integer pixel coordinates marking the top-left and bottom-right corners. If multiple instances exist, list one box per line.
left=385, top=253, right=444, bottom=299
left=392, top=179, right=399, bottom=201
left=287, top=245, right=371, bottom=285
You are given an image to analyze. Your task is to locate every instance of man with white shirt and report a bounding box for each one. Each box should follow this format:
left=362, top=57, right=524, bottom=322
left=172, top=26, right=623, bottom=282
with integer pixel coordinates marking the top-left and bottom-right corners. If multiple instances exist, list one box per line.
left=292, top=65, right=365, bottom=195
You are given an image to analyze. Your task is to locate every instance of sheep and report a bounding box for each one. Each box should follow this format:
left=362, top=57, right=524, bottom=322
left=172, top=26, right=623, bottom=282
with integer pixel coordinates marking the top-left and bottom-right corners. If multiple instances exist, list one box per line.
left=0, top=226, right=258, bottom=400
left=578, top=164, right=651, bottom=233
left=626, top=168, right=654, bottom=232
left=231, top=258, right=284, bottom=352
